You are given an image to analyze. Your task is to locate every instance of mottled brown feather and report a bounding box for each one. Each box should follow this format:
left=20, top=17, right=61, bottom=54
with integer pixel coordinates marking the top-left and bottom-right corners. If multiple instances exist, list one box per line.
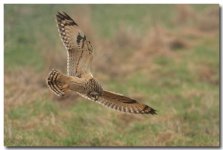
left=47, top=69, right=66, bottom=96
left=56, top=12, right=93, bottom=77
left=98, top=90, right=157, bottom=115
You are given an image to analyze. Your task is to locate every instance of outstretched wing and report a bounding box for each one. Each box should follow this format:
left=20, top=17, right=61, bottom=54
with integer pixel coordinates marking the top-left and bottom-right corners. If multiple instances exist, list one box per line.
left=56, top=12, right=94, bottom=77
left=47, top=69, right=156, bottom=115
left=97, top=90, right=156, bottom=115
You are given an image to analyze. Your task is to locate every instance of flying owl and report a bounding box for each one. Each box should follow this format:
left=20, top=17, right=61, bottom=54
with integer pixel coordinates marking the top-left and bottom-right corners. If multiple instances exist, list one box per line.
left=46, top=12, right=156, bottom=115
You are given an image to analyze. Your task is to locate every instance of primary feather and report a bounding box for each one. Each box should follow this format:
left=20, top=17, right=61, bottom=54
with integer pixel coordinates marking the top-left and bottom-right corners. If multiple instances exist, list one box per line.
left=56, top=12, right=93, bottom=77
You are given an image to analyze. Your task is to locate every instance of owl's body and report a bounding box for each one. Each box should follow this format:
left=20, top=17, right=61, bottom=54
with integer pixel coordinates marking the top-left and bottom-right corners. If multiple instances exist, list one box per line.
left=47, top=70, right=103, bottom=100
left=46, top=12, right=157, bottom=115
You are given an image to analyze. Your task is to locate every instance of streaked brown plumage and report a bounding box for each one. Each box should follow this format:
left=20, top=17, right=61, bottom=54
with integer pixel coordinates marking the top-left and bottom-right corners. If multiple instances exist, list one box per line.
left=46, top=11, right=157, bottom=115
left=56, top=11, right=93, bottom=77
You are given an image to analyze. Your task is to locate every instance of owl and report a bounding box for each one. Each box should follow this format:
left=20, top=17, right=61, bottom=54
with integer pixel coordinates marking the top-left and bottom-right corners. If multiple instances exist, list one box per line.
left=47, top=12, right=156, bottom=115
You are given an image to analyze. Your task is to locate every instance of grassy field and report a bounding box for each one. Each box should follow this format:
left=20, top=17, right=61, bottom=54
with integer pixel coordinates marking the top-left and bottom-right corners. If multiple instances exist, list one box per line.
left=4, top=4, right=220, bottom=146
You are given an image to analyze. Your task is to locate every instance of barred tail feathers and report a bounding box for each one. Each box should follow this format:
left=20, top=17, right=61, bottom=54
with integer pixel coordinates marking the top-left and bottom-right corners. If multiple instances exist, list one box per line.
left=46, top=69, right=69, bottom=96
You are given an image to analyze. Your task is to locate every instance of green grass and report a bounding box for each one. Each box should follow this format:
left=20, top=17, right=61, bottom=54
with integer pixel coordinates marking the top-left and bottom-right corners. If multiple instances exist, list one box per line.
left=4, top=4, right=219, bottom=147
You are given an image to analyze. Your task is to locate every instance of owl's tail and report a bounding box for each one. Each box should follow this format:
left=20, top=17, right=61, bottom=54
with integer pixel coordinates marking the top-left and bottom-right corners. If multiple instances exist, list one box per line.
left=46, top=69, right=68, bottom=96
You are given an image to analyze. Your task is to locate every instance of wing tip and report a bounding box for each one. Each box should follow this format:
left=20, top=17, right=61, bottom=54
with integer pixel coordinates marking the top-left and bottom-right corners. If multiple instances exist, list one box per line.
left=56, top=11, right=63, bottom=20
left=141, top=105, right=157, bottom=115
left=56, top=11, right=78, bottom=26
left=149, top=108, right=157, bottom=115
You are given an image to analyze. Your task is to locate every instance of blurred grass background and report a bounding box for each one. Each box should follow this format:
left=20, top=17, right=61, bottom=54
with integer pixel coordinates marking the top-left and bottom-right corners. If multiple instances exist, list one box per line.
left=4, top=4, right=219, bottom=146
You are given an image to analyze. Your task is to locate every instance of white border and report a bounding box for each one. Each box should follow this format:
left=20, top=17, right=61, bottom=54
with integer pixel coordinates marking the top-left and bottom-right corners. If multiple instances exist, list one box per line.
left=1, top=2, right=4, bottom=149
left=1, top=1, right=222, bottom=150
left=1, top=0, right=223, bottom=4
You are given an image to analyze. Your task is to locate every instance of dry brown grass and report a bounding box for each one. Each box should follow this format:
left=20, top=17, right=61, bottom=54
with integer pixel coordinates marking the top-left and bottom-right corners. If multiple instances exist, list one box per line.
left=197, top=7, right=219, bottom=32
left=5, top=68, right=46, bottom=109
left=174, top=4, right=197, bottom=26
